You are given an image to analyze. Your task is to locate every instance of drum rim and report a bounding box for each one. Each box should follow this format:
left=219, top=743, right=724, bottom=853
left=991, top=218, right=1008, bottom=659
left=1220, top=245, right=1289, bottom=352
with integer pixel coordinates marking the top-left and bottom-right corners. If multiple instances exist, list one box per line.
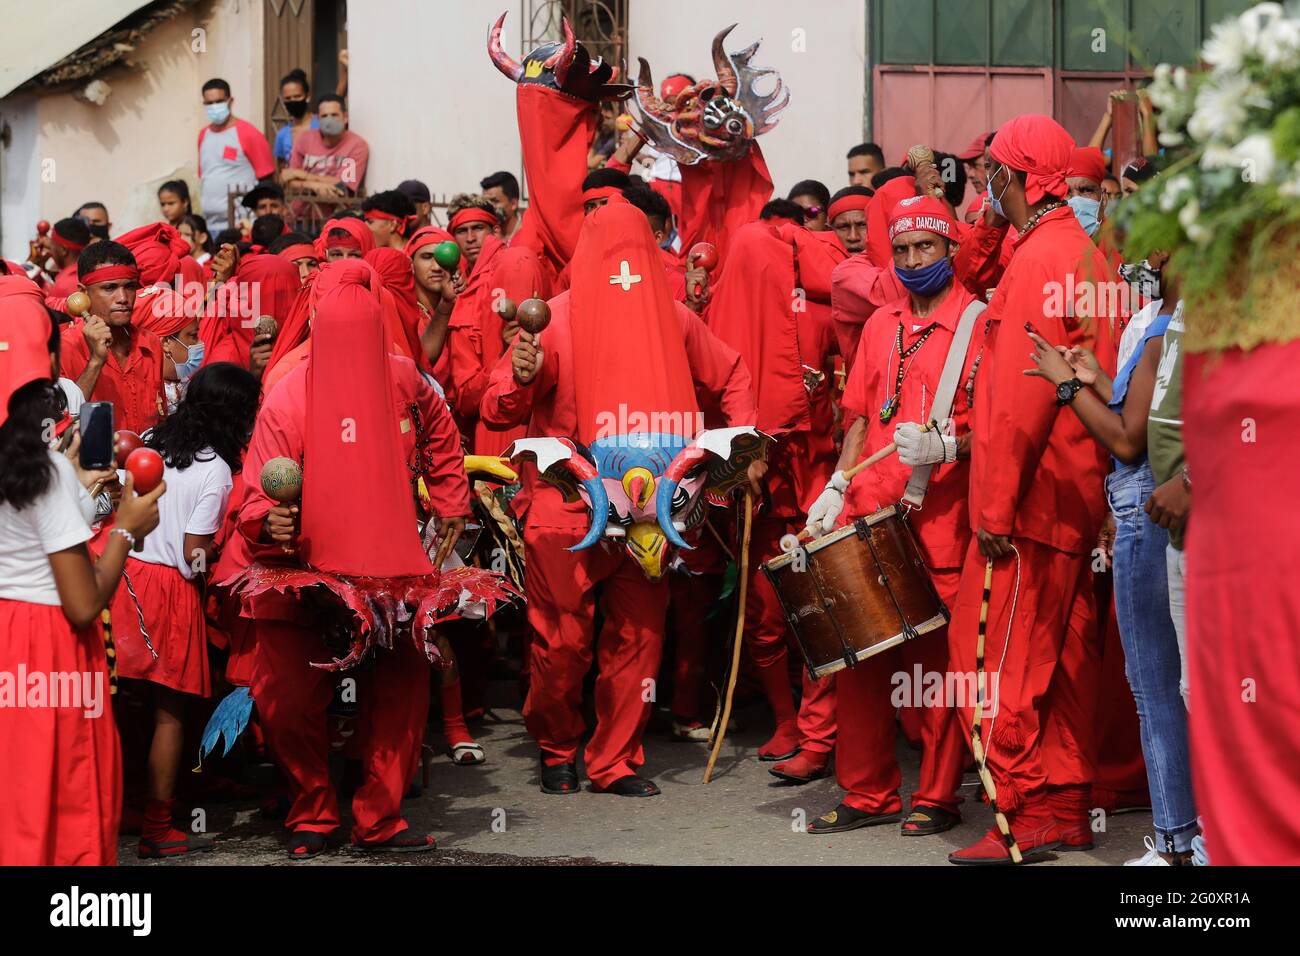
left=762, top=504, right=902, bottom=571
left=806, top=612, right=948, bottom=679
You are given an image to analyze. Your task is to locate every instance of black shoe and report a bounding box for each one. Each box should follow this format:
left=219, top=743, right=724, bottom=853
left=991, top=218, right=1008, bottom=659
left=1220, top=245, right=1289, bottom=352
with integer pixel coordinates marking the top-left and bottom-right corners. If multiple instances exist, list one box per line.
left=807, top=802, right=902, bottom=834
left=286, top=830, right=331, bottom=860
left=597, top=774, right=661, bottom=798
left=540, top=760, right=581, bottom=795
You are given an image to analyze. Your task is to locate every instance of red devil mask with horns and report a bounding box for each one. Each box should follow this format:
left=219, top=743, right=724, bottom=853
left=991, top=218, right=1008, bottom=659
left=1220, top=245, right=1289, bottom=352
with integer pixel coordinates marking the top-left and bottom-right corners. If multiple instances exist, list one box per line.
left=633, top=23, right=790, bottom=165
left=488, top=11, right=633, bottom=103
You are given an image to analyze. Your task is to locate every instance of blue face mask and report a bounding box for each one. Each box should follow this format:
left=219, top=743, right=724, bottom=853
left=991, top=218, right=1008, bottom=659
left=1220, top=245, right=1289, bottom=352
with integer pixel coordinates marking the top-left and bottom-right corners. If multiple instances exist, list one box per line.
left=659, top=227, right=678, bottom=252
left=989, top=164, right=1010, bottom=219
left=172, top=340, right=204, bottom=382
left=895, top=255, right=953, bottom=297
left=205, top=101, right=231, bottom=125
left=1068, top=195, right=1101, bottom=237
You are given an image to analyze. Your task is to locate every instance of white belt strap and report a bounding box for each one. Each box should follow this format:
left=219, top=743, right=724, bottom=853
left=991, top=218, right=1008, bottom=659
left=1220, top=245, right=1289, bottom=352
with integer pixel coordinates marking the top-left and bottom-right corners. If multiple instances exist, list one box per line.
left=902, top=298, right=986, bottom=508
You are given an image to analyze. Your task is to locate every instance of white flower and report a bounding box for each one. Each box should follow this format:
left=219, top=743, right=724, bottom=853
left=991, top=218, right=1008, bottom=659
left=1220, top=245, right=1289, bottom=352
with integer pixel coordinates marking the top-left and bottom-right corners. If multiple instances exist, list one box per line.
left=1187, top=74, right=1270, bottom=143
left=1159, top=174, right=1196, bottom=211
left=1238, top=3, right=1285, bottom=47
left=1159, top=130, right=1186, bottom=148
left=1200, top=142, right=1236, bottom=171
left=1178, top=198, right=1210, bottom=243
left=1257, top=17, right=1300, bottom=66
left=1203, top=18, right=1248, bottom=73
left=1173, top=66, right=1188, bottom=92
left=1229, top=132, right=1276, bottom=183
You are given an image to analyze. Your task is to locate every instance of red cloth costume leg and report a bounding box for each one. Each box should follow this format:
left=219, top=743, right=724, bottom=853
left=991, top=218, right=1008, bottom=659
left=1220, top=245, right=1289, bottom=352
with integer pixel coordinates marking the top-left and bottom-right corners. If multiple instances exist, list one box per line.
left=1091, top=571, right=1149, bottom=805
left=948, top=537, right=1095, bottom=819
left=522, top=524, right=669, bottom=789
left=250, top=622, right=340, bottom=835
left=834, top=568, right=966, bottom=815
left=1183, top=341, right=1300, bottom=865
left=0, top=601, right=121, bottom=865
left=669, top=570, right=718, bottom=721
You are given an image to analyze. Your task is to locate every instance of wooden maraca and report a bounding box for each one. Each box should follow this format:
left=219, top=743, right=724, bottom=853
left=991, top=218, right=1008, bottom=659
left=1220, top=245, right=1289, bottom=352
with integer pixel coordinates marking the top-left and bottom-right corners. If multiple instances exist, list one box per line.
left=687, top=241, right=718, bottom=299
left=906, top=144, right=945, bottom=200
left=260, top=457, right=302, bottom=553
left=515, top=297, right=551, bottom=335
left=496, top=296, right=519, bottom=345
left=255, top=315, right=278, bottom=341
left=66, top=290, right=92, bottom=318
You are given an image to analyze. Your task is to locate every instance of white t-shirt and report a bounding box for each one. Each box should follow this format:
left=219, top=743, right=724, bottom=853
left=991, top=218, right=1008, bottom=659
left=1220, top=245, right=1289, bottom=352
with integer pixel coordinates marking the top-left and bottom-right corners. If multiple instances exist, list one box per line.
left=0, top=452, right=95, bottom=606
left=125, top=447, right=233, bottom=580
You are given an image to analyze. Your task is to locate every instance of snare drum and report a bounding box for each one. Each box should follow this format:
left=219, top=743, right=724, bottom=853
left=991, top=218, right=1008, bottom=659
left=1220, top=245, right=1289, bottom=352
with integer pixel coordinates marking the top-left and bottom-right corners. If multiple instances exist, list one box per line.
left=762, top=505, right=948, bottom=679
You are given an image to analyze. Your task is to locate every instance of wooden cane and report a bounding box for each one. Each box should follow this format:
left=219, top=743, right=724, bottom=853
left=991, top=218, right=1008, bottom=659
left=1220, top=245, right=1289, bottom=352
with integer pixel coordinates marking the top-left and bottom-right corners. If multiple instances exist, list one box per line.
left=703, top=487, right=754, bottom=784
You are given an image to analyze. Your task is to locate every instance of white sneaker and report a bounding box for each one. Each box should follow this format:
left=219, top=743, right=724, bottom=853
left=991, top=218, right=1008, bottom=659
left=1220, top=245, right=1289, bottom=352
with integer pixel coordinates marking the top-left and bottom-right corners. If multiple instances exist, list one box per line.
left=1124, top=835, right=1171, bottom=866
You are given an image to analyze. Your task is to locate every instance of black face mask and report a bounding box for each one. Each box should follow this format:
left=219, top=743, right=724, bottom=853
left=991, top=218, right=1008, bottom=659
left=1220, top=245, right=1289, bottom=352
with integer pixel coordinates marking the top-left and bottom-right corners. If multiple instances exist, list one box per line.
left=284, top=99, right=308, bottom=119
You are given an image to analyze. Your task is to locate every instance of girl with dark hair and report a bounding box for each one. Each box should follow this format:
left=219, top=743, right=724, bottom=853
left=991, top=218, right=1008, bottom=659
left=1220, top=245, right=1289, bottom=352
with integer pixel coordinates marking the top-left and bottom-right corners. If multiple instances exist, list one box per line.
left=0, top=276, right=164, bottom=865
left=178, top=213, right=214, bottom=275
left=157, top=180, right=193, bottom=226
left=107, top=361, right=260, bottom=858
left=275, top=68, right=316, bottom=171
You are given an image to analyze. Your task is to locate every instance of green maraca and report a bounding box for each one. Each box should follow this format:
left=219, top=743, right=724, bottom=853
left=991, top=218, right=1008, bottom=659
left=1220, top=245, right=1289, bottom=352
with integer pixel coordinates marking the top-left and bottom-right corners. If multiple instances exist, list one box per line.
left=433, top=240, right=461, bottom=274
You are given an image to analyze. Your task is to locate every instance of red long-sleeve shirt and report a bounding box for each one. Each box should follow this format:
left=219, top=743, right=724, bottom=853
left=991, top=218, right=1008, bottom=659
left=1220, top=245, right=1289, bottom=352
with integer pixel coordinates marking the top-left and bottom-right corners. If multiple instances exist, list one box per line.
left=830, top=253, right=907, bottom=367
left=969, top=206, right=1115, bottom=555
left=481, top=292, right=756, bottom=530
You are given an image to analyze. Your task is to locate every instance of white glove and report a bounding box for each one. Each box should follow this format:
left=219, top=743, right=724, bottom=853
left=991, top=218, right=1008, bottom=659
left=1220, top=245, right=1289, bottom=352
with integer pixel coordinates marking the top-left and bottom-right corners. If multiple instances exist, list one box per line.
left=893, top=421, right=957, bottom=466
left=805, top=470, right=849, bottom=536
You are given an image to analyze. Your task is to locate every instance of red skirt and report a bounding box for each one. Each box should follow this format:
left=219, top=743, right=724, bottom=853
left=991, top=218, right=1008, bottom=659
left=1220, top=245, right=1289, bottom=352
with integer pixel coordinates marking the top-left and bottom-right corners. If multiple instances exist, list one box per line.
left=0, top=599, right=121, bottom=865
left=111, top=558, right=211, bottom=697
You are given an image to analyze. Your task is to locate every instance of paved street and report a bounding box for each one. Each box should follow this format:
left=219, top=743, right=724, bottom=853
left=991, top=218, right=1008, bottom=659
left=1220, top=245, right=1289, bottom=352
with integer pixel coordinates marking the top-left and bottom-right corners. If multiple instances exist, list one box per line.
left=120, top=684, right=1148, bottom=867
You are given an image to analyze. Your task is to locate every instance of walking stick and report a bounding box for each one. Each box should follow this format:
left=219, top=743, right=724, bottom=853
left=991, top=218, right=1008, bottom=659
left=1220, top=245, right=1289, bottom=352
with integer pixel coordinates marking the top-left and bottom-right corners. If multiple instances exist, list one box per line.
left=703, top=487, right=753, bottom=783
left=970, top=558, right=1024, bottom=863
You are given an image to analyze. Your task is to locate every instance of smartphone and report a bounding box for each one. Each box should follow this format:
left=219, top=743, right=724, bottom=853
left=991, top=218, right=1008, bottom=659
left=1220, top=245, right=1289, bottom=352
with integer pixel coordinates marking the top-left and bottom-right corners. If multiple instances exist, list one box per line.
left=78, top=402, right=115, bottom=470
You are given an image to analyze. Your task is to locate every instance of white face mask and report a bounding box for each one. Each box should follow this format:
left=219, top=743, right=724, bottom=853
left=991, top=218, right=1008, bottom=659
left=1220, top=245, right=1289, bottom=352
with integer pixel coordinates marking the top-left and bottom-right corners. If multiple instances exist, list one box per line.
left=205, top=101, right=231, bottom=125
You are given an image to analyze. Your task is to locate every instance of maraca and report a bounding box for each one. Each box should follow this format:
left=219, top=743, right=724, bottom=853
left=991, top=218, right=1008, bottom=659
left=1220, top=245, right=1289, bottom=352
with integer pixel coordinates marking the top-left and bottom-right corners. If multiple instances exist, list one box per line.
left=36, top=220, right=50, bottom=236
left=687, top=241, right=718, bottom=298
left=496, top=296, right=519, bottom=345
left=515, top=297, right=552, bottom=335
left=255, top=315, right=278, bottom=341
left=906, top=143, right=944, bottom=200
left=124, top=447, right=165, bottom=552
left=114, top=430, right=144, bottom=468
left=432, top=240, right=461, bottom=275
left=65, top=290, right=92, bottom=318
left=260, top=457, right=302, bottom=553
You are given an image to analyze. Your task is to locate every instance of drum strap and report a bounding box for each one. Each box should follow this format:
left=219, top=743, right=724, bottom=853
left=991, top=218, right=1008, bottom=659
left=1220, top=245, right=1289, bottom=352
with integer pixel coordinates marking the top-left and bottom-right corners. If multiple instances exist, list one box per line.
left=902, top=298, right=986, bottom=508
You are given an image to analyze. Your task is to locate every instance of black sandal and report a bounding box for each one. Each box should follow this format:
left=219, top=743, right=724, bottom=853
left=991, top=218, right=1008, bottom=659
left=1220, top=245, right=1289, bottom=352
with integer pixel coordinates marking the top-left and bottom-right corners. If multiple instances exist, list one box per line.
left=540, top=761, right=581, bottom=795
left=807, top=803, right=902, bottom=834
left=286, top=830, right=330, bottom=860
left=358, top=829, right=436, bottom=853
left=900, top=804, right=961, bottom=836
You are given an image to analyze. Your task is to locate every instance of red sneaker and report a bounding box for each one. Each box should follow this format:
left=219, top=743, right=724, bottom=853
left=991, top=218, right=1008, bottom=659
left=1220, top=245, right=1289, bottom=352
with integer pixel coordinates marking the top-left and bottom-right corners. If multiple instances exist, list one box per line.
left=948, top=817, right=1062, bottom=865
left=769, top=749, right=831, bottom=784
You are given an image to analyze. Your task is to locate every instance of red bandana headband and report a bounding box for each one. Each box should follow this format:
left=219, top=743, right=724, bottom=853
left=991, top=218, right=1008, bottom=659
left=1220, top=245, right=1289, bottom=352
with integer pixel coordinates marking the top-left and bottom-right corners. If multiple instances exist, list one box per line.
left=278, top=243, right=316, bottom=261
left=364, top=208, right=415, bottom=236
left=447, top=207, right=498, bottom=232
left=324, top=232, right=364, bottom=252
left=53, top=230, right=87, bottom=254
left=581, top=186, right=625, bottom=204
left=827, top=194, right=872, bottom=223
left=80, top=264, right=141, bottom=286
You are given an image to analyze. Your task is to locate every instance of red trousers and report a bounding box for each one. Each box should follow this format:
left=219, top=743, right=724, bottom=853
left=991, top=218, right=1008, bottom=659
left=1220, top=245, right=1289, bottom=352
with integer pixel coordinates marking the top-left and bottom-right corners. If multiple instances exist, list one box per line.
left=250, top=621, right=429, bottom=844
left=947, top=537, right=1099, bottom=814
left=668, top=570, right=718, bottom=720
left=523, top=525, right=669, bottom=788
left=835, top=568, right=967, bottom=814
left=1093, top=572, right=1148, bottom=797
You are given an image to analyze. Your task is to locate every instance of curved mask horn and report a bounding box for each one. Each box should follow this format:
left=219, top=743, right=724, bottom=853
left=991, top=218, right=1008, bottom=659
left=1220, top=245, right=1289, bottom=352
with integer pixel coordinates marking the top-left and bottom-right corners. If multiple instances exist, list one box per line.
left=554, top=16, right=578, bottom=89
left=488, top=12, right=524, bottom=82
left=711, top=24, right=739, bottom=96
left=654, top=445, right=708, bottom=549
left=557, top=452, right=610, bottom=551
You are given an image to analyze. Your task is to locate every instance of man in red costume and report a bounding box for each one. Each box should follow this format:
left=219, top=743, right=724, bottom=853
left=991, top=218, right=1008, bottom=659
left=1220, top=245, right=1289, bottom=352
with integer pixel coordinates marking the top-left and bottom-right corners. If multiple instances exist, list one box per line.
left=235, top=260, right=471, bottom=858
left=481, top=201, right=757, bottom=797
left=946, top=115, right=1114, bottom=864
left=35, top=218, right=91, bottom=296
left=445, top=195, right=549, bottom=455
left=406, top=225, right=462, bottom=391
left=805, top=196, right=983, bottom=835
left=704, top=211, right=839, bottom=775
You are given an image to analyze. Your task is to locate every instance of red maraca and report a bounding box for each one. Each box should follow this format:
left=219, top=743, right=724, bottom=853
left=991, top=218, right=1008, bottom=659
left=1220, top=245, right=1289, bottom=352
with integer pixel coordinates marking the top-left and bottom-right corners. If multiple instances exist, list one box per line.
left=124, top=447, right=165, bottom=552
left=114, top=430, right=144, bottom=468
left=36, top=220, right=50, bottom=236
left=687, top=241, right=718, bottom=298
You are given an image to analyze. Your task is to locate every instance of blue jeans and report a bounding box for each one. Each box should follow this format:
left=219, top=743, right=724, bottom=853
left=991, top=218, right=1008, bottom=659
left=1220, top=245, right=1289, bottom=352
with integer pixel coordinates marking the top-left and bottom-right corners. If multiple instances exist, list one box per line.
left=1107, top=461, right=1198, bottom=852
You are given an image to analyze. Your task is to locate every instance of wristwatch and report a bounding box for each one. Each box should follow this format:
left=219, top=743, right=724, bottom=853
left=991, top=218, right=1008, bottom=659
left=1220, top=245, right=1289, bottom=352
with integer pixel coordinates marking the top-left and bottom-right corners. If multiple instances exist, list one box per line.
left=1055, top=378, right=1085, bottom=406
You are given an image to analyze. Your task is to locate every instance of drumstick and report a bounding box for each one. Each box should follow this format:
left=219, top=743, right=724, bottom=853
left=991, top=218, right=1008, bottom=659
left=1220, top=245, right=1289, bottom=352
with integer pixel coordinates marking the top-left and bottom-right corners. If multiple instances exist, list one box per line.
left=704, top=487, right=753, bottom=784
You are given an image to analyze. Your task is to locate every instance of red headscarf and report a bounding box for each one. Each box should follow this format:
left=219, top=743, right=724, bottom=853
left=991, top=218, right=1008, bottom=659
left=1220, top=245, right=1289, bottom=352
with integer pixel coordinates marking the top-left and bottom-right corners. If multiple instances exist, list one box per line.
left=404, top=225, right=458, bottom=263
left=300, top=261, right=432, bottom=577
left=312, top=216, right=375, bottom=260
left=990, top=114, right=1075, bottom=205
left=704, top=220, right=805, bottom=436
left=135, top=285, right=199, bottom=339
left=115, top=222, right=191, bottom=287
left=202, top=252, right=302, bottom=367
left=0, top=276, right=52, bottom=428
left=866, top=175, right=920, bottom=269
left=1068, top=145, right=1108, bottom=184
left=366, top=247, right=424, bottom=363
left=568, top=202, right=698, bottom=446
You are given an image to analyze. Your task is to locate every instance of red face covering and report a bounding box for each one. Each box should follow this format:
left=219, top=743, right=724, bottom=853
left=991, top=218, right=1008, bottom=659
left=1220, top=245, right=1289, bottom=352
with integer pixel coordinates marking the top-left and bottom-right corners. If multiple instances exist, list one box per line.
left=704, top=220, right=806, bottom=436
left=366, top=247, right=424, bottom=362
left=300, top=262, right=433, bottom=578
left=202, top=252, right=303, bottom=366
left=568, top=202, right=699, bottom=446
left=990, top=114, right=1075, bottom=205
left=0, top=276, right=52, bottom=428
left=115, top=222, right=191, bottom=287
